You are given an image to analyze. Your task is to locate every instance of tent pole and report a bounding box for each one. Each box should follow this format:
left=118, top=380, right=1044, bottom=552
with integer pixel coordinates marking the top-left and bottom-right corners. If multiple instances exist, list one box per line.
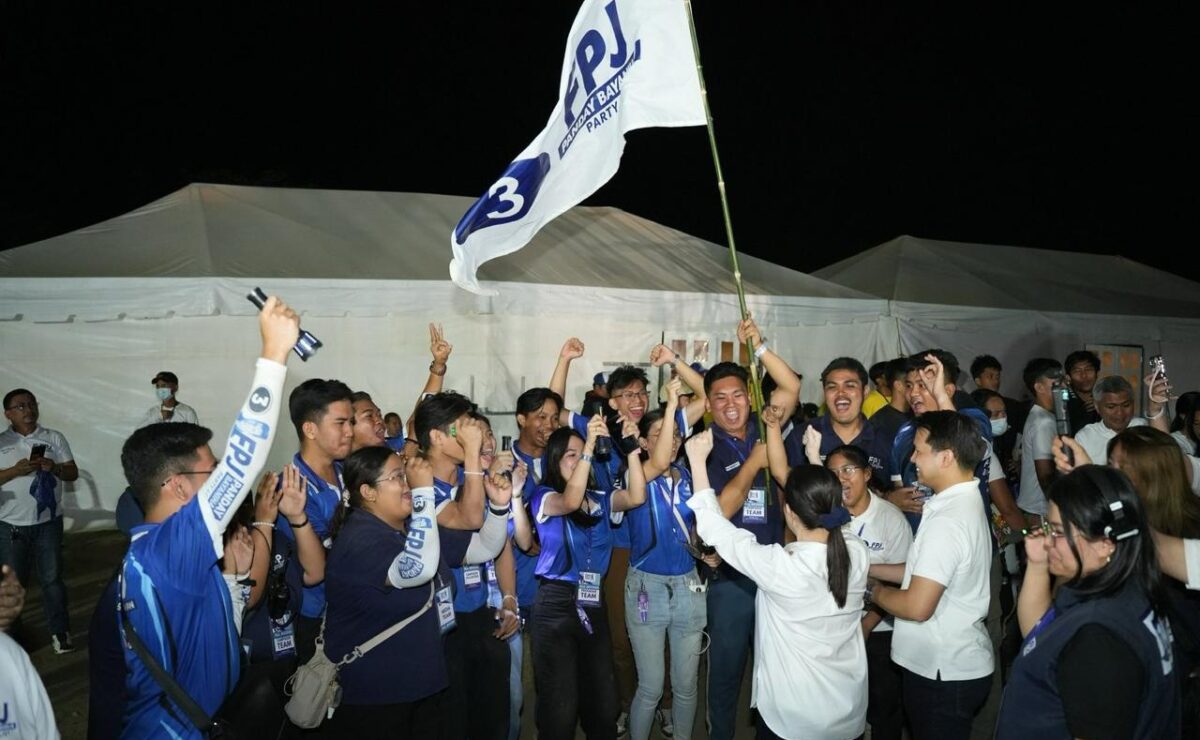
left=684, top=0, right=771, bottom=503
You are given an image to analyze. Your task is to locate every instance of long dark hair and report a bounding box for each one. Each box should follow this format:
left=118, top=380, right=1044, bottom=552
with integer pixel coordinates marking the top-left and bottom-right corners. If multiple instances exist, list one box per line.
left=330, top=445, right=397, bottom=538
left=784, top=465, right=852, bottom=608
left=1171, top=391, right=1200, bottom=449
left=541, top=426, right=599, bottom=527
left=1047, top=465, right=1167, bottom=617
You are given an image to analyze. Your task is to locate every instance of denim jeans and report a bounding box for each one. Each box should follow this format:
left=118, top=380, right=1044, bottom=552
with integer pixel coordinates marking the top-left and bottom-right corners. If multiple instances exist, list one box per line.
left=901, top=668, right=992, bottom=740
left=507, top=607, right=530, bottom=740
left=705, top=570, right=757, bottom=740
left=530, top=579, right=619, bottom=740
left=624, top=566, right=707, bottom=740
left=443, top=606, right=510, bottom=740
left=0, top=517, right=69, bottom=635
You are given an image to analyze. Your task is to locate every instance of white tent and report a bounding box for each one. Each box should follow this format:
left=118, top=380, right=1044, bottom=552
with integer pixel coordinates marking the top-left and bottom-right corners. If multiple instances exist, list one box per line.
left=0, top=183, right=893, bottom=529
left=814, top=234, right=1200, bottom=402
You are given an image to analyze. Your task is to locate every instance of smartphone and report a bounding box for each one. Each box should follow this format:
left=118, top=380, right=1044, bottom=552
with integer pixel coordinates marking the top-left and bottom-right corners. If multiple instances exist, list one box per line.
left=29, top=444, right=47, bottom=461
left=501, top=435, right=512, bottom=452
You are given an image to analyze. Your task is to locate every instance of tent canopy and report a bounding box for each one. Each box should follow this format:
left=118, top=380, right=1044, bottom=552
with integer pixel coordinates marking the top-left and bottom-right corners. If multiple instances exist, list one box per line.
left=813, top=234, right=1200, bottom=319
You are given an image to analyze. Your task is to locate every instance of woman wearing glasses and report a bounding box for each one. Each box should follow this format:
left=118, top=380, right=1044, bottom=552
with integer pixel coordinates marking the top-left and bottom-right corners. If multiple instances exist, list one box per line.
left=826, top=444, right=912, bottom=740
left=997, top=465, right=1180, bottom=739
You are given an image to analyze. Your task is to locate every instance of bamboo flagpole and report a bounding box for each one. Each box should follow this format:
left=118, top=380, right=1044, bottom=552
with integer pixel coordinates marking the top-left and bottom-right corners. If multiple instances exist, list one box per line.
left=682, top=0, right=773, bottom=503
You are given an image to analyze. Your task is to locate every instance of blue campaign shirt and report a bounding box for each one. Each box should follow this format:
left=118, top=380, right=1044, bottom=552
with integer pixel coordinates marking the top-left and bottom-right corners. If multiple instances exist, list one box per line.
left=890, top=407, right=994, bottom=532
left=706, top=413, right=799, bottom=547
left=434, top=475, right=492, bottom=614
left=324, top=511, right=471, bottom=705
left=512, top=441, right=545, bottom=608
left=120, top=496, right=240, bottom=739
left=531, top=484, right=614, bottom=583
left=276, top=453, right=344, bottom=618
left=803, top=414, right=895, bottom=491
left=627, top=464, right=697, bottom=576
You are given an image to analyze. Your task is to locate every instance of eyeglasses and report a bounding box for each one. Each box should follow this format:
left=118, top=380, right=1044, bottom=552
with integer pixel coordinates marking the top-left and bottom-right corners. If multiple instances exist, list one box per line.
left=831, top=465, right=862, bottom=477
left=1030, top=521, right=1069, bottom=541
left=161, top=468, right=217, bottom=486
left=614, top=390, right=649, bottom=402
left=374, top=469, right=407, bottom=485
left=5, top=401, right=37, bottom=411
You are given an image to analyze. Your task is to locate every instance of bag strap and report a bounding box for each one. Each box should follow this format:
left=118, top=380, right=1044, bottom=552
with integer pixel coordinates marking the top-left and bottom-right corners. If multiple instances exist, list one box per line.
left=118, top=571, right=216, bottom=734
left=337, top=582, right=436, bottom=668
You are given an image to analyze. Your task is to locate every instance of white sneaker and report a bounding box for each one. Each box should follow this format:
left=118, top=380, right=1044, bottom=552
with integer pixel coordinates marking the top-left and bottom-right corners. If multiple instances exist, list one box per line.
left=51, top=632, right=75, bottom=654
left=616, top=710, right=629, bottom=738
left=656, top=707, right=674, bottom=738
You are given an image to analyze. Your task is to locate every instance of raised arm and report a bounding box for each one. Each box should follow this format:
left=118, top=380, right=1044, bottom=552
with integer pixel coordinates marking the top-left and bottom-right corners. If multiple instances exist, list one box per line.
left=1016, top=532, right=1053, bottom=635
left=739, top=317, right=801, bottom=420
left=643, top=379, right=682, bottom=480
left=540, top=415, right=605, bottom=517
left=650, top=345, right=708, bottom=427
left=509, top=460, right=534, bottom=552
left=410, top=322, right=452, bottom=420
left=612, top=421, right=648, bottom=513
left=717, top=441, right=769, bottom=520
left=922, top=354, right=957, bottom=412
left=550, top=337, right=585, bottom=426
left=464, top=506, right=509, bottom=564
left=762, top=406, right=793, bottom=487
left=195, top=296, right=298, bottom=556
left=437, top=416, right=487, bottom=530
left=386, top=456, right=441, bottom=588
left=1145, top=372, right=1171, bottom=434
left=277, top=464, right=326, bottom=587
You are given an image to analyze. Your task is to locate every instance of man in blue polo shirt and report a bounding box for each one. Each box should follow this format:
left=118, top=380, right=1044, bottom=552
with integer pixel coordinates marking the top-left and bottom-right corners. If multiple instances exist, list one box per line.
left=117, top=296, right=298, bottom=739
left=699, top=317, right=803, bottom=740
left=801, top=357, right=895, bottom=490
left=274, top=377, right=353, bottom=662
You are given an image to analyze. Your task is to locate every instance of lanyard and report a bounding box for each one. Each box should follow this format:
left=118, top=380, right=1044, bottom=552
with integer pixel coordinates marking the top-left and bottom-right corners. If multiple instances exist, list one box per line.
left=1021, top=606, right=1058, bottom=651
left=292, top=454, right=343, bottom=496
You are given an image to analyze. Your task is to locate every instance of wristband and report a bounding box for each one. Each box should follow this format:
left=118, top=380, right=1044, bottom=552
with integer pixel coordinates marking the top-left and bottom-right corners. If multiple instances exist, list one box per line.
left=753, top=341, right=768, bottom=360
left=488, top=503, right=510, bottom=517
left=289, top=517, right=310, bottom=529
left=429, top=362, right=447, bottom=377
left=502, top=594, right=519, bottom=607
left=252, top=521, right=276, bottom=529
left=580, top=453, right=594, bottom=463
left=463, top=470, right=485, bottom=476
left=1147, top=406, right=1166, bottom=419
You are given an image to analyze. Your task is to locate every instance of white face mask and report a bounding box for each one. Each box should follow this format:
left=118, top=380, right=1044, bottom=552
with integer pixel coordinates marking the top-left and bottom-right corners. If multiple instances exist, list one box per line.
left=156, top=387, right=173, bottom=402
left=990, top=418, right=1009, bottom=437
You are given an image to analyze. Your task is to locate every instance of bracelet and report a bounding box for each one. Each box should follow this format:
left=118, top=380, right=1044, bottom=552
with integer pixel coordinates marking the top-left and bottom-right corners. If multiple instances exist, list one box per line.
left=1147, top=406, right=1166, bottom=419
left=289, top=517, right=310, bottom=529
left=252, top=521, right=276, bottom=529
left=753, top=341, right=768, bottom=360
left=580, top=453, right=594, bottom=463
left=502, top=594, right=519, bottom=607
left=429, top=362, right=447, bottom=377
left=463, top=470, right=485, bottom=477
left=488, top=504, right=510, bottom=516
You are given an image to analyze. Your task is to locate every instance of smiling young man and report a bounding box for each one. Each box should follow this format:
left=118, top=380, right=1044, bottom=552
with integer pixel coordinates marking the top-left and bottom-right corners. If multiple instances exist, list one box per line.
left=802, top=357, right=895, bottom=490
left=869, top=411, right=994, bottom=740
left=117, top=296, right=298, bottom=738
left=1063, top=350, right=1101, bottom=434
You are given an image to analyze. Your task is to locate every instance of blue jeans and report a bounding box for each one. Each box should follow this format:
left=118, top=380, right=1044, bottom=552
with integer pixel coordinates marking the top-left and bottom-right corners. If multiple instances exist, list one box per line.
left=901, top=668, right=992, bottom=740
left=705, top=570, right=757, bottom=740
left=0, top=517, right=69, bottom=635
left=624, top=566, right=707, bottom=740
left=507, top=607, right=531, bottom=740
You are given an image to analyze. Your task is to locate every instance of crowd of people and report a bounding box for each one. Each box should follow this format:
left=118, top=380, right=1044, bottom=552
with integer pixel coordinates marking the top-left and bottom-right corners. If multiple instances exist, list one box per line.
left=3, top=297, right=1200, bottom=739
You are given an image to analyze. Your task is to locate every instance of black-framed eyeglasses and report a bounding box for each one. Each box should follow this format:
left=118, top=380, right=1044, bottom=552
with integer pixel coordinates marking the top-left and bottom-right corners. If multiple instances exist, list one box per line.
left=614, top=390, right=650, bottom=402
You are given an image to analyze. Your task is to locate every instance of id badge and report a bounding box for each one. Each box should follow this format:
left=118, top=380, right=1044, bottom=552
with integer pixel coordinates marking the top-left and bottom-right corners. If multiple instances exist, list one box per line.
left=485, top=561, right=498, bottom=587
left=463, top=565, right=483, bottom=591
left=742, top=488, right=767, bottom=524
left=576, top=571, right=602, bottom=607
left=270, top=619, right=296, bottom=658
left=436, top=585, right=457, bottom=634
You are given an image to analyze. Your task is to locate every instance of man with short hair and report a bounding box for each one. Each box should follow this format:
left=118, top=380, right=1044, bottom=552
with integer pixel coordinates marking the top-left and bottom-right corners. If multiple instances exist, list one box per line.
left=1063, top=350, right=1101, bottom=434
left=802, top=357, right=894, bottom=490
left=1074, top=375, right=1170, bottom=465
left=139, top=371, right=199, bottom=428
left=870, top=358, right=911, bottom=452
left=870, top=410, right=995, bottom=740
left=864, top=360, right=891, bottom=418
left=971, top=354, right=1029, bottom=436
left=0, top=387, right=79, bottom=653
left=1017, top=358, right=1063, bottom=520
left=349, top=391, right=388, bottom=453
left=117, top=296, right=298, bottom=738
left=275, top=377, right=354, bottom=659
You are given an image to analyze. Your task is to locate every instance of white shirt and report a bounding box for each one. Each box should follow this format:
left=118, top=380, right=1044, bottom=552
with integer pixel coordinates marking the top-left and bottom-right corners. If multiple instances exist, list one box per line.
left=137, top=401, right=199, bottom=429
left=690, top=488, right=868, bottom=740
left=0, top=426, right=74, bottom=525
left=1018, top=405, right=1057, bottom=516
left=891, top=479, right=994, bottom=681
left=847, top=493, right=912, bottom=633
left=1168, top=432, right=1200, bottom=495
left=1187, top=539, right=1200, bottom=591
left=0, top=631, right=60, bottom=739
left=1074, top=417, right=1147, bottom=467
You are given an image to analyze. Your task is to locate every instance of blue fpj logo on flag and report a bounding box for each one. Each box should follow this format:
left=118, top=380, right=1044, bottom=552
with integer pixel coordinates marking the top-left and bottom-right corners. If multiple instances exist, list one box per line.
left=454, top=153, right=552, bottom=245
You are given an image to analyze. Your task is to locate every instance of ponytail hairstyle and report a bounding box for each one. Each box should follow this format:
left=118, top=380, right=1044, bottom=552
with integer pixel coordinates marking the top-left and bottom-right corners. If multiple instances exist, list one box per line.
left=331, top=445, right=398, bottom=538
left=784, top=465, right=853, bottom=608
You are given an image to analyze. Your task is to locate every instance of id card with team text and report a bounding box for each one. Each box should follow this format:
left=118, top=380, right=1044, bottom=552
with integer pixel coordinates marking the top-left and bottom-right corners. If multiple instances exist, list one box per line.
left=742, top=488, right=767, bottom=524
left=577, top=571, right=602, bottom=607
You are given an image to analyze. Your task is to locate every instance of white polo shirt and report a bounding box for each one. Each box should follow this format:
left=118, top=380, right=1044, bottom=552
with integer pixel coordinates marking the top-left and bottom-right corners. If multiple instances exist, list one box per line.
left=1074, top=417, right=1147, bottom=467
left=891, top=478, right=994, bottom=681
left=1017, top=405, right=1057, bottom=516
left=0, top=425, right=74, bottom=525
left=847, top=493, right=912, bottom=633
left=137, top=401, right=199, bottom=429
left=0, top=631, right=59, bottom=739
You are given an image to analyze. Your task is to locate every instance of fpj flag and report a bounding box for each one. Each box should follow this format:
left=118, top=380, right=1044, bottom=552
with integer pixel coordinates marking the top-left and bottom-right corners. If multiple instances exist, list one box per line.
left=449, top=0, right=705, bottom=295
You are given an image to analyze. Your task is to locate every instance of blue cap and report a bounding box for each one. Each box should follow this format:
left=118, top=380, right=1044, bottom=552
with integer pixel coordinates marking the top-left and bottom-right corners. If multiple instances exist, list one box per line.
left=593, top=371, right=609, bottom=386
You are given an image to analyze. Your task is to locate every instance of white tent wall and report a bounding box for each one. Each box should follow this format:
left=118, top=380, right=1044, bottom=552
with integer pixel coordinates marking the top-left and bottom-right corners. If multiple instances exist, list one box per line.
left=890, top=301, right=1200, bottom=403
left=1, top=277, right=896, bottom=531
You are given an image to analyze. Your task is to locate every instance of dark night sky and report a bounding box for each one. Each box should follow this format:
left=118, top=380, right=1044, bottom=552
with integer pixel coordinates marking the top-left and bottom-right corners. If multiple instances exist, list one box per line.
left=2, top=2, right=1196, bottom=280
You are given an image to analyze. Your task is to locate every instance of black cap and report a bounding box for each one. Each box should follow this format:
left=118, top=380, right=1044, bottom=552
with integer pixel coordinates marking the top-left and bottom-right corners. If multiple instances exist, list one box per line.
left=151, top=371, right=179, bottom=386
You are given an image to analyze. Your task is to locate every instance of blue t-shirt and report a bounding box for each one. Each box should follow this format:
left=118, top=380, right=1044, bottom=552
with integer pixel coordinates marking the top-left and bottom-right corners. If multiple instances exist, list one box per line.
left=706, top=413, right=799, bottom=547
left=626, top=464, right=697, bottom=576
left=568, top=411, right=631, bottom=548
left=803, top=414, right=895, bottom=491
left=120, top=497, right=240, bottom=739
left=276, top=453, right=344, bottom=618
left=890, top=407, right=994, bottom=532
left=324, top=511, right=470, bottom=705
left=512, top=441, right=544, bottom=608
left=531, top=484, right=614, bottom=583
left=434, top=476, right=493, bottom=614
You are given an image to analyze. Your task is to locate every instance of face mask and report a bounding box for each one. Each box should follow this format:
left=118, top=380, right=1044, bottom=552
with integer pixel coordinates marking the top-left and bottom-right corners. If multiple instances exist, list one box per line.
left=156, top=387, right=173, bottom=402
left=990, top=418, right=1009, bottom=437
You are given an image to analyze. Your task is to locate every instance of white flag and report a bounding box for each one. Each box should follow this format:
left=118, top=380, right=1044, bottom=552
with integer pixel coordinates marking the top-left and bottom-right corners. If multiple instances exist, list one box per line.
left=449, top=0, right=706, bottom=295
